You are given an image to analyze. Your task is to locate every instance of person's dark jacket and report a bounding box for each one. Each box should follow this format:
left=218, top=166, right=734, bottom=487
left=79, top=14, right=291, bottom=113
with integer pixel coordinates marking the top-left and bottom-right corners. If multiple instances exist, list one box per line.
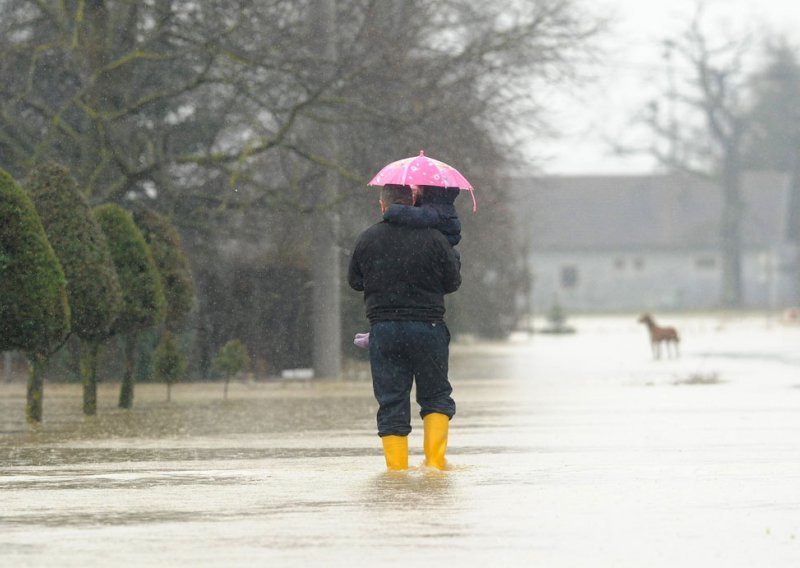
left=383, top=187, right=461, bottom=247
left=348, top=221, right=461, bottom=324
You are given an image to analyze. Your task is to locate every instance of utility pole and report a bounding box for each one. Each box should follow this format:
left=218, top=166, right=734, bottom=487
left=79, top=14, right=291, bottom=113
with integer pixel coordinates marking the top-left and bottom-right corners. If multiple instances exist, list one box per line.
left=310, top=0, right=341, bottom=379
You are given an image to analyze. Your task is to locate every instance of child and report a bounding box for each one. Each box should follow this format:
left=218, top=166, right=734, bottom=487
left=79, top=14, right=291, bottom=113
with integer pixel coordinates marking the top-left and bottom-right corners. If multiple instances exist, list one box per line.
left=384, top=185, right=461, bottom=258
left=353, top=185, right=461, bottom=350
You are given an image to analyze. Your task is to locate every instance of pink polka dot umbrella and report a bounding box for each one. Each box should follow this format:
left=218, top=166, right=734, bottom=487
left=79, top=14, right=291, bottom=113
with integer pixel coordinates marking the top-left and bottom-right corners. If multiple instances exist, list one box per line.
left=367, top=151, right=477, bottom=212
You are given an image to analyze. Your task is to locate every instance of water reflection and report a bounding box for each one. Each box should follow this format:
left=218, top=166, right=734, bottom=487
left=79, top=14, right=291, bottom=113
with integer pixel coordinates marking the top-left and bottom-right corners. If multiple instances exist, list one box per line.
left=0, top=383, right=378, bottom=453
left=369, top=467, right=456, bottom=509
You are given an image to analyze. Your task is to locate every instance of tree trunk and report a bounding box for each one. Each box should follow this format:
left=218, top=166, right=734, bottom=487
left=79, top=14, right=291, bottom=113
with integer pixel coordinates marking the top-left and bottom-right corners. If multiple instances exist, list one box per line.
left=80, top=339, right=100, bottom=416
left=26, top=354, right=46, bottom=424
left=119, top=332, right=137, bottom=409
left=312, top=204, right=341, bottom=379
left=67, top=336, right=82, bottom=382
left=310, top=0, right=341, bottom=379
left=166, top=381, right=172, bottom=402
left=4, top=352, right=12, bottom=383
left=720, top=153, right=743, bottom=308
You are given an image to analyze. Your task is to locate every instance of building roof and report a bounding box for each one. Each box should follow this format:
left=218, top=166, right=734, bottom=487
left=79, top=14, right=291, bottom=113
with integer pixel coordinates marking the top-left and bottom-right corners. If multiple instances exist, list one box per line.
left=509, top=171, right=790, bottom=251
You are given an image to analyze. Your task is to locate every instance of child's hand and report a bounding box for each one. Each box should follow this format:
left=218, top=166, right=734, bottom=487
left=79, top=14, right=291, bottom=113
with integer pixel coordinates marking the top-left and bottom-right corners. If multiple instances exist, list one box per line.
left=354, top=332, right=370, bottom=349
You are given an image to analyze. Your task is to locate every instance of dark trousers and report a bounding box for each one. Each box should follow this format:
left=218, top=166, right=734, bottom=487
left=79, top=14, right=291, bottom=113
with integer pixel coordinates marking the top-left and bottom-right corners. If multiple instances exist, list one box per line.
left=369, top=320, right=456, bottom=437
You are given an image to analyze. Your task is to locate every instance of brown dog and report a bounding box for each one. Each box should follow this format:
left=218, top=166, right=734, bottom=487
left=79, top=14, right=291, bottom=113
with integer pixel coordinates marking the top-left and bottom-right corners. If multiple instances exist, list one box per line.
left=638, top=314, right=680, bottom=359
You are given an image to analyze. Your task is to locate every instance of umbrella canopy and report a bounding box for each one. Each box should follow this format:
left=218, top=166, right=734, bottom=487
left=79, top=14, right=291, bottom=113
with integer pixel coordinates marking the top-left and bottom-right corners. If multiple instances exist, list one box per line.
left=367, top=151, right=476, bottom=211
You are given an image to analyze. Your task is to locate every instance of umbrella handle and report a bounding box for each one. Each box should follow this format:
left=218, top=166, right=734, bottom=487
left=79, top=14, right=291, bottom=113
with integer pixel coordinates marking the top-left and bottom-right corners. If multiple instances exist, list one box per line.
left=469, top=188, right=477, bottom=213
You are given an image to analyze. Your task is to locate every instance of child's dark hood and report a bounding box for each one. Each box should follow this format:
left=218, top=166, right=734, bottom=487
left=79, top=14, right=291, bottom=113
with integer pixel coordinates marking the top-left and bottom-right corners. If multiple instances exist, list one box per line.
left=421, top=187, right=460, bottom=205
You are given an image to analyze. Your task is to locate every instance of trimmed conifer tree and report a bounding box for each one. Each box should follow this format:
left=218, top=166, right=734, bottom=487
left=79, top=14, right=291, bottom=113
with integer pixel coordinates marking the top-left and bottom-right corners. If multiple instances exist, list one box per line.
left=153, top=331, right=186, bottom=402
left=212, top=339, right=250, bottom=400
left=0, top=167, right=70, bottom=424
left=94, top=204, right=166, bottom=409
left=132, top=209, right=195, bottom=328
left=26, top=163, right=123, bottom=416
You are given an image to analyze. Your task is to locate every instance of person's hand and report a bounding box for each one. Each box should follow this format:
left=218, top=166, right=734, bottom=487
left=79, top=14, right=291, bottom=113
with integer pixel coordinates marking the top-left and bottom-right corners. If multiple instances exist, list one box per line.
left=354, top=333, right=370, bottom=349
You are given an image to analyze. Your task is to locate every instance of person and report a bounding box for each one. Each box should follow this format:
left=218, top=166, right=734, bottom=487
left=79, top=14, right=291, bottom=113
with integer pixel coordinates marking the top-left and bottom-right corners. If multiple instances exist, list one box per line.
left=352, top=185, right=461, bottom=350
left=348, top=184, right=462, bottom=470
left=383, top=185, right=462, bottom=258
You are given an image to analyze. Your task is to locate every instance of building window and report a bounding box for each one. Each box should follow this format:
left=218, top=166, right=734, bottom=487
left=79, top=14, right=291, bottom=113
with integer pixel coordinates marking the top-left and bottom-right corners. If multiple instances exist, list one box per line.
left=695, top=256, right=716, bottom=269
left=633, top=257, right=645, bottom=270
left=560, top=265, right=578, bottom=289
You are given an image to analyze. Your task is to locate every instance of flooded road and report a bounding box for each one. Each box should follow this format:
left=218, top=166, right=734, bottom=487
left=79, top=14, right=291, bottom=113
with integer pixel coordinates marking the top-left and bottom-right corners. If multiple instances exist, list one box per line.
left=2, top=317, right=800, bottom=566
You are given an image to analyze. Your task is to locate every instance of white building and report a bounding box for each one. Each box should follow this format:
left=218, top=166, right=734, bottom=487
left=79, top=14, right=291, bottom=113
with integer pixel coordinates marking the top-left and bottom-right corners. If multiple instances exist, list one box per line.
left=511, top=172, right=799, bottom=313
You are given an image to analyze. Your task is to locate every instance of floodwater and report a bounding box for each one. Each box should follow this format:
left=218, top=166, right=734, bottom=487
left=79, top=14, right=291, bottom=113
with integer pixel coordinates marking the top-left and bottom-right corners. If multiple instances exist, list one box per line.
left=2, top=316, right=800, bottom=567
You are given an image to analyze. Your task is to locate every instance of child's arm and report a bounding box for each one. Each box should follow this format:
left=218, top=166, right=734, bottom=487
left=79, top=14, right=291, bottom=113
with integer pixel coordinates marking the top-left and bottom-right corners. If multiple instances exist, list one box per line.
left=383, top=204, right=440, bottom=228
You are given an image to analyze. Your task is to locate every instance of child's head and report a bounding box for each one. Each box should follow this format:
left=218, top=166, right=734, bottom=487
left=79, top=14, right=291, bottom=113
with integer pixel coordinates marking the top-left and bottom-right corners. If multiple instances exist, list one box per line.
left=419, top=185, right=460, bottom=205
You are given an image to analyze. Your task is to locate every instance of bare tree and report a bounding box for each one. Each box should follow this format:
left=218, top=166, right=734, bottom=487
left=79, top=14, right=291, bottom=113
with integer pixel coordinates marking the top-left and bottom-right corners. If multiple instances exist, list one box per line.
left=643, top=12, right=750, bottom=307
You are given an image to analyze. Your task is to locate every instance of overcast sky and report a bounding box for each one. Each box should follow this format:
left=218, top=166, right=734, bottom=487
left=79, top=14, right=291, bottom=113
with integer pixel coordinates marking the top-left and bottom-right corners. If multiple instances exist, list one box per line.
left=530, top=0, right=800, bottom=175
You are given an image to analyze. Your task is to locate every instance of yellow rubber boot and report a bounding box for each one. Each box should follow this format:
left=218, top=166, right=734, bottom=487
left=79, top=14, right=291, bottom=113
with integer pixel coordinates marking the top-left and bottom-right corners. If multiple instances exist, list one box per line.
left=381, top=435, right=409, bottom=470
left=423, top=413, right=450, bottom=469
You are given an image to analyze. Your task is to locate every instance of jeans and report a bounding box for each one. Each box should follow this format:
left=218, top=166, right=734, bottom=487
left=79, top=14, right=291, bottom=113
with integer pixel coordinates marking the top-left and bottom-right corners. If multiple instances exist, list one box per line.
left=369, top=320, right=456, bottom=437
